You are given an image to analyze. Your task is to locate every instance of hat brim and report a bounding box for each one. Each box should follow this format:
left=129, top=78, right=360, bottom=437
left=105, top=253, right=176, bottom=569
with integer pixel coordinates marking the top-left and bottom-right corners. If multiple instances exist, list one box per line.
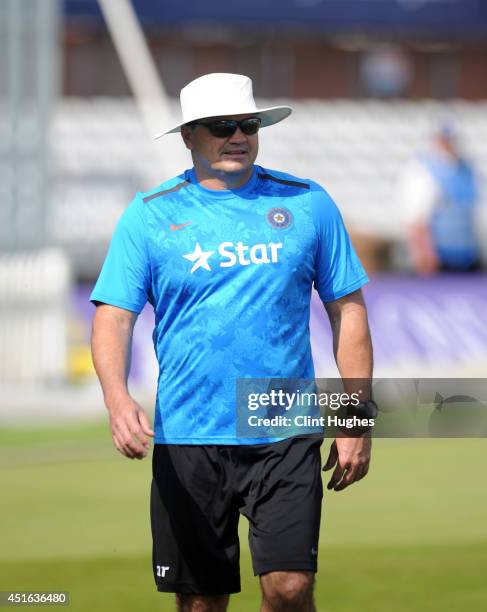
left=153, top=105, right=292, bottom=139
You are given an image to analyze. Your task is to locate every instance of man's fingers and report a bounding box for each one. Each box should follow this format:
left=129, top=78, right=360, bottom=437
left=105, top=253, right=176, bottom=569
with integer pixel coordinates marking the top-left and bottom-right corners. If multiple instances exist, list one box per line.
left=117, top=433, right=139, bottom=459
left=113, top=435, right=136, bottom=459
left=126, top=413, right=151, bottom=450
left=122, top=409, right=153, bottom=452
left=327, top=435, right=372, bottom=491
left=138, top=409, right=155, bottom=438
left=332, top=461, right=370, bottom=491
left=356, top=465, right=367, bottom=482
left=107, top=402, right=152, bottom=459
left=327, top=461, right=347, bottom=490
left=115, top=441, right=135, bottom=459
left=357, top=463, right=370, bottom=481
left=114, top=421, right=147, bottom=459
left=334, top=466, right=358, bottom=491
left=323, top=440, right=338, bottom=471
left=352, top=465, right=365, bottom=483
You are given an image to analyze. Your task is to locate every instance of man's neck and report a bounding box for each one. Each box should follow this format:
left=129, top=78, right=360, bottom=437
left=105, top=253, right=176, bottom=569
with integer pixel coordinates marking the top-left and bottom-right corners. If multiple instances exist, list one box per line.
left=192, top=166, right=254, bottom=191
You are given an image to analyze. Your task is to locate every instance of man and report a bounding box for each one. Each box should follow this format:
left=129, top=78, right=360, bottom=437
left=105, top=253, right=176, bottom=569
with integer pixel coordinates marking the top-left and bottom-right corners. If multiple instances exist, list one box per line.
left=397, top=121, right=481, bottom=274
left=91, top=73, right=374, bottom=612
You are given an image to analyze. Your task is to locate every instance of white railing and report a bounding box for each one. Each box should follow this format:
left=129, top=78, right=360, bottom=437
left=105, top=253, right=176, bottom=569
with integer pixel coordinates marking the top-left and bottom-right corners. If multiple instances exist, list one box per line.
left=0, top=248, right=71, bottom=384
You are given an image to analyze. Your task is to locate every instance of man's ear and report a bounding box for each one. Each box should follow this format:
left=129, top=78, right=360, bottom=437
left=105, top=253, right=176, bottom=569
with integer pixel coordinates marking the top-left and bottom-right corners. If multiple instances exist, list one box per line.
left=181, top=125, right=193, bottom=150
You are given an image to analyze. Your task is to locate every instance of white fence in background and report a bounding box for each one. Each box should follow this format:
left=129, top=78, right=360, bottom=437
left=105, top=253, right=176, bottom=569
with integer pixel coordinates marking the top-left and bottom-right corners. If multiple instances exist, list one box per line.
left=0, top=248, right=71, bottom=384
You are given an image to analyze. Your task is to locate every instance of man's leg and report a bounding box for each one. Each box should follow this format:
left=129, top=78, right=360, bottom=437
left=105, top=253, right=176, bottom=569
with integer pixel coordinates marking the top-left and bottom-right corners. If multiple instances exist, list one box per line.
left=260, top=571, right=315, bottom=612
left=238, top=438, right=323, bottom=611
left=176, top=593, right=229, bottom=612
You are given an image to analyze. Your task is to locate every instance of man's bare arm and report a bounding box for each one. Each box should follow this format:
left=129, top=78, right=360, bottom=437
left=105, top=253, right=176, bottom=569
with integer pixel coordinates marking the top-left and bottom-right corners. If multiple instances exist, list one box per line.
left=325, top=288, right=372, bottom=379
left=407, top=222, right=440, bottom=276
left=322, top=288, right=373, bottom=491
left=91, top=303, right=154, bottom=459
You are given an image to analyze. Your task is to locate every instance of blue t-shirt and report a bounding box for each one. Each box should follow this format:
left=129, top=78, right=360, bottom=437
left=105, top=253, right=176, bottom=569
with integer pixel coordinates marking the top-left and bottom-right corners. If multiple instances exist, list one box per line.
left=90, top=165, right=368, bottom=444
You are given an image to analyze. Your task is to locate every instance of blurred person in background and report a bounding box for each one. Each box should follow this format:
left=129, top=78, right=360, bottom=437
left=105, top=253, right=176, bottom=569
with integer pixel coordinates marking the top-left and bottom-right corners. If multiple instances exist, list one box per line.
left=90, top=73, right=374, bottom=612
left=397, top=121, right=481, bottom=275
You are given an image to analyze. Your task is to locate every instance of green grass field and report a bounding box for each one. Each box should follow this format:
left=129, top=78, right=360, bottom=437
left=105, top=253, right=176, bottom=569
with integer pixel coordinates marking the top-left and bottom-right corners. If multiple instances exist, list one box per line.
left=0, top=423, right=486, bottom=611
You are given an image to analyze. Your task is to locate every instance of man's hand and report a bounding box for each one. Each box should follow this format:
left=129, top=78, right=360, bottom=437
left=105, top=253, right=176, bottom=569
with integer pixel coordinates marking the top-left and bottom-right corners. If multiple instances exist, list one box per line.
left=91, top=304, right=154, bottom=460
left=323, top=435, right=371, bottom=492
left=107, top=395, right=154, bottom=460
left=408, top=223, right=440, bottom=276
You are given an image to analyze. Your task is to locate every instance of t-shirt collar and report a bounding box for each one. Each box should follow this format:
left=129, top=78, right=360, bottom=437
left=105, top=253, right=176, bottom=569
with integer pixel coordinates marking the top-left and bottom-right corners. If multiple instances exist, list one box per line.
left=185, top=165, right=259, bottom=199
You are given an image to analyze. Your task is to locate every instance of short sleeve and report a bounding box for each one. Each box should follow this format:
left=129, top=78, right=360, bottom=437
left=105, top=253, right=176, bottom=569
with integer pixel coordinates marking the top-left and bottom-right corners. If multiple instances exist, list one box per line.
left=310, top=182, right=368, bottom=302
left=90, top=195, right=151, bottom=313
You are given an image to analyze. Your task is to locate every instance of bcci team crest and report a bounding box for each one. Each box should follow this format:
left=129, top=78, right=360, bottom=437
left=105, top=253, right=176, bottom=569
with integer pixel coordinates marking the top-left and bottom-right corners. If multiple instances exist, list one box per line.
left=266, top=207, right=293, bottom=230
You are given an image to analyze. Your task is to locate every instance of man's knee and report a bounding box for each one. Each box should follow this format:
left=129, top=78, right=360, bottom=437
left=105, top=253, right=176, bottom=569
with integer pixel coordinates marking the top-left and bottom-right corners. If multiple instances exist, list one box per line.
left=261, top=571, right=315, bottom=608
left=176, top=593, right=229, bottom=612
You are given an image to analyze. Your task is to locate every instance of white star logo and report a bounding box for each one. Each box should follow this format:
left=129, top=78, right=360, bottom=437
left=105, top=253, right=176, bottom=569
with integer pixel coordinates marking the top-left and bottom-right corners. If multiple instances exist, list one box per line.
left=182, top=242, right=215, bottom=273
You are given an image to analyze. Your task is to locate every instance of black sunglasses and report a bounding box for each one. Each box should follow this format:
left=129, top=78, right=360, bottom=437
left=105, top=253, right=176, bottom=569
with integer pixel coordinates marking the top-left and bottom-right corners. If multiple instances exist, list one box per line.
left=191, top=117, right=262, bottom=138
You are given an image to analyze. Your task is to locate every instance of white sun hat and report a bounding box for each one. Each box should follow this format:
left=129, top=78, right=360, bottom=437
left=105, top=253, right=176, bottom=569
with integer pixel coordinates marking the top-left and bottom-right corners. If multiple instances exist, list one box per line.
left=153, top=73, right=292, bottom=139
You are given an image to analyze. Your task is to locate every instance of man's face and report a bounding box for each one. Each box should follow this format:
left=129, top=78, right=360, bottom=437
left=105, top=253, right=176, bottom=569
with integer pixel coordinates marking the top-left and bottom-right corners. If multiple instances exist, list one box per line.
left=436, top=134, right=458, bottom=159
left=181, top=114, right=259, bottom=177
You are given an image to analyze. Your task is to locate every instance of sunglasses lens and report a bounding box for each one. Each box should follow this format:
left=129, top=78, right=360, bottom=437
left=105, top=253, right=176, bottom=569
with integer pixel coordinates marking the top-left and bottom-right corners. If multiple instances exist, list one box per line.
left=241, top=118, right=261, bottom=135
left=207, top=121, right=238, bottom=138
left=203, top=118, right=262, bottom=137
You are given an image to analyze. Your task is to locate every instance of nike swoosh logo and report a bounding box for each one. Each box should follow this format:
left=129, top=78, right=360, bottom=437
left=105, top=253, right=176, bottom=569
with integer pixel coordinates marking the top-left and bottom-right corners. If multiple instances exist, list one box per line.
left=311, top=548, right=318, bottom=556
left=170, top=222, right=192, bottom=231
